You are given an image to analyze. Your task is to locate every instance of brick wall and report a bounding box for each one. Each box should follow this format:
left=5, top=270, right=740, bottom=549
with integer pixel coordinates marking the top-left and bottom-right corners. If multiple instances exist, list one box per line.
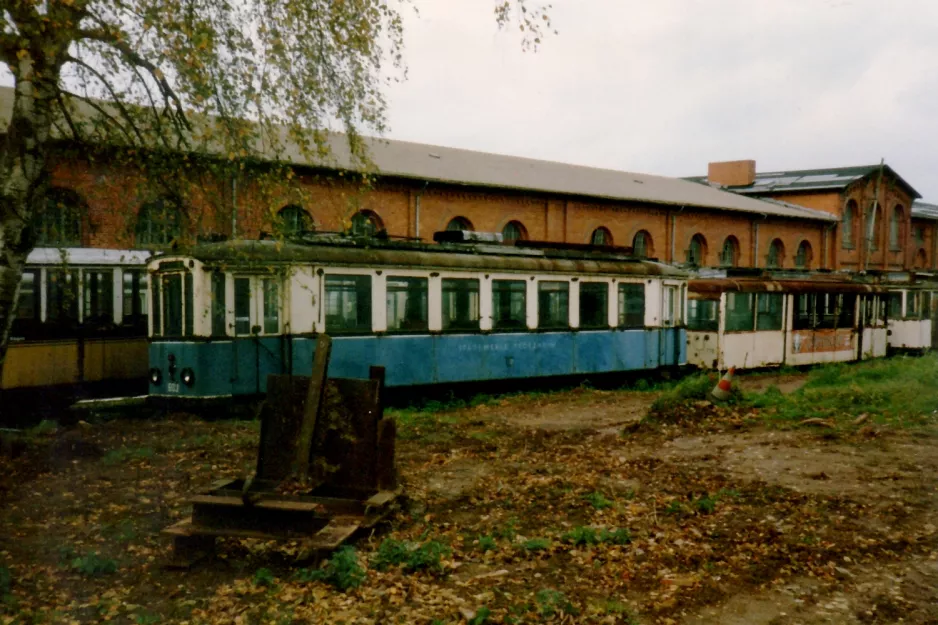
left=43, top=155, right=919, bottom=274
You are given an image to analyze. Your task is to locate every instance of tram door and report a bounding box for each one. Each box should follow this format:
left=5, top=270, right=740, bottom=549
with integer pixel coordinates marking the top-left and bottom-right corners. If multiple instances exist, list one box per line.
left=231, top=275, right=286, bottom=395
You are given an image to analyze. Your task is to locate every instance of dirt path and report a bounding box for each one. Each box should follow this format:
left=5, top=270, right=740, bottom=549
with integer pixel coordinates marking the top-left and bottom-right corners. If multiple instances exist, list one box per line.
left=2, top=379, right=936, bottom=624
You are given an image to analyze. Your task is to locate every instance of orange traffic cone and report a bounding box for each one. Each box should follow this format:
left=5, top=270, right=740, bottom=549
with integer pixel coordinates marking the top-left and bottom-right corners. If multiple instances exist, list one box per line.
left=711, top=367, right=736, bottom=401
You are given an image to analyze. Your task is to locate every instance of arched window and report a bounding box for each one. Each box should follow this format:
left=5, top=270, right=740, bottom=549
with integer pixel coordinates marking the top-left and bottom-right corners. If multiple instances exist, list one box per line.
left=913, top=248, right=927, bottom=269
left=687, top=234, right=707, bottom=266
left=720, top=236, right=739, bottom=267
left=277, top=204, right=313, bottom=236
left=33, top=187, right=83, bottom=246
left=590, top=227, right=612, bottom=246
left=135, top=197, right=182, bottom=247
left=842, top=199, right=857, bottom=248
left=766, top=238, right=785, bottom=268
left=795, top=240, right=813, bottom=269
left=351, top=210, right=383, bottom=237
left=446, top=216, right=473, bottom=232
left=632, top=230, right=652, bottom=258
left=866, top=205, right=880, bottom=251
left=890, top=205, right=904, bottom=249
left=501, top=220, right=527, bottom=243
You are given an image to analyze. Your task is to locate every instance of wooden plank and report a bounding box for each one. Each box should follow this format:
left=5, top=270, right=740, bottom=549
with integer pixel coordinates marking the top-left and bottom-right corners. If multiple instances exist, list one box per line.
left=375, top=416, right=398, bottom=490
left=256, top=375, right=308, bottom=481
left=295, top=334, right=332, bottom=479
left=303, top=516, right=361, bottom=550
left=364, top=490, right=399, bottom=508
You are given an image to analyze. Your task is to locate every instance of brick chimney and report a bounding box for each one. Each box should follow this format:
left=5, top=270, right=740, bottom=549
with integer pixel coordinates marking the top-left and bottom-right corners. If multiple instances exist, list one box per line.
left=708, top=160, right=756, bottom=187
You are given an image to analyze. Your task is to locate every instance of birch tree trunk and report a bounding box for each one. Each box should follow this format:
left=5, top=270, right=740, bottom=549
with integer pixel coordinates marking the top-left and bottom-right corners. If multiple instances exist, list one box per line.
left=0, top=56, right=60, bottom=380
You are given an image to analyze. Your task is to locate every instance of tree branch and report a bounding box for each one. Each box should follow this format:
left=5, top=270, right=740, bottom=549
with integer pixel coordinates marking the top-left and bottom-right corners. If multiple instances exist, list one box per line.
left=64, top=53, right=150, bottom=147
left=76, top=26, right=192, bottom=137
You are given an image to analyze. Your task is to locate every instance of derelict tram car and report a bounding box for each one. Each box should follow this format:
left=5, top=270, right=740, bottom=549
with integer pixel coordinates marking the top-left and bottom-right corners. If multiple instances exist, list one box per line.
left=880, top=280, right=938, bottom=352
left=2, top=247, right=150, bottom=419
left=146, top=237, right=688, bottom=400
left=685, top=271, right=892, bottom=371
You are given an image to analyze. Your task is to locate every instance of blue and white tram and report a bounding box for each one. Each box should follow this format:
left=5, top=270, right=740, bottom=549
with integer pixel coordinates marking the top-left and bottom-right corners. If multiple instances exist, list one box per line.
left=145, top=239, right=688, bottom=400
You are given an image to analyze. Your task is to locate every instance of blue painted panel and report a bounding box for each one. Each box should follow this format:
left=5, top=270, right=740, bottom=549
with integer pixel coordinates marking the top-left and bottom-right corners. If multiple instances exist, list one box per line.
left=150, top=327, right=688, bottom=399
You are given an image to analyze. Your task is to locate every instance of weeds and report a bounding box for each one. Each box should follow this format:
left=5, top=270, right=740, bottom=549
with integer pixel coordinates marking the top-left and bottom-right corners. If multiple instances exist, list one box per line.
left=101, top=446, right=155, bottom=465
left=252, top=568, right=276, bottom=587
left=520, top=537, right=551, bottom=552
left=562, top=526, right=631, bottom=546
left=468, top=606, right=492, bottom=625
left=371, top=538, right=450, bottom=575
left=694, top=494, right=718, bottom=515
left=70, top=552, right=117, bottom=576
left=583, top=491, right=614, bottom=510
left=295, top=546, right=365, bottom=591
left=476, top=535, right=497, bottom=552
left=535, top=589, right=577, bottom=617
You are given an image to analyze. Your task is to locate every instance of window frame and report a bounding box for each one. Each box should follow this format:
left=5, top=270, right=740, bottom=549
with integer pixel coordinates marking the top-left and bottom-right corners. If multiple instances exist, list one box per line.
left=537, top=280, right=570, bottom=330
left=385, top=274, right=429, bottom=333
left=323, top=273, right=374, bottom=335
left=578, top=281, right=610, bottom=330
left=491, top=278, right=528, bottom=332
left=440, top=277, right=481, bottom=332
left=617, top=282, right=645, bottom=329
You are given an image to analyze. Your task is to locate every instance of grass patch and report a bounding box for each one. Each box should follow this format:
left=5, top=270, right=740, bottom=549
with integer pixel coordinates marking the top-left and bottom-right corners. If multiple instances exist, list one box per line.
left=475, top=535, right=498, bottom=552
left=70, top=552, right=117, bottom=576
left=535, top=589, right=577, bottom=617
left=562, top=526, right=631, bottom=546
left=519, top=537, right=551, bottom=552
left=295, top=546, right=366, bottom=591
left=582, top=491, right=614, bottom=510
left=748, top=355, right=938, bottom=428
left=371, top=538, right=450, bottom=575
left=101, top=446, right=155, bottom=465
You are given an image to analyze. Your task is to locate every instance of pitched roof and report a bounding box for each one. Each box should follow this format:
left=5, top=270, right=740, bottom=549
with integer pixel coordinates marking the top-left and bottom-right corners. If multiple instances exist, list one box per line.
left=686, top=164, right=921, bottom=200
left=0, top=86, right=835, bottom=223
left=912, top=200, right=938, bottom=221
left=310, top=136, right=836, bottom=222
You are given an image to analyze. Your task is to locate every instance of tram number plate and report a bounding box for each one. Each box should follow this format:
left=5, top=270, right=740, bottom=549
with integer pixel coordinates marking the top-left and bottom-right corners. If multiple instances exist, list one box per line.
left=167, top=382, right=180, bottom=393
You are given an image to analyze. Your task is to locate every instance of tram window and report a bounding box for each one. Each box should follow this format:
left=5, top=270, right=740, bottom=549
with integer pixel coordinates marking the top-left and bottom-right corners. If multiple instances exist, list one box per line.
left=162, top=274, right=183, bottom=336
left=325, top=274, right=372, bottom=333
left=492, top=279, right=526, bottom=330
left=386, top=276, right=428, bottom=332
left=83, top=270, right=114, bottom=326
left=211, top=272, right=226, bottom=336
left=122, top=270, right=148, bottom=326
left=725, top=292, right=755, bottom=332
left=16, top=270, right=39, bottom=321
left=907, top=292, right=922, bottom=319
left=687, top=299, right=718, bottom=332
left=152, top=274, right=161, bottom=336
left=888, top=293, right=902, bottom=319
left=184, top=273, right=194, bottom=336
left=618, top=283, right=645, bottom=328
left=441, top=278, right=480, bottom=331
left=262, top=278, right=279, bottom=334
left=662, top=286, right=680, bottom=327
left=839, top=294, right=857, bottom=327
left=538, top=281, right=569, bottom=329
left=756, top=293, right=784, bottom=331
left=46, top=270, right=78, bottom=326
left=793, top=294, right=813, bottom=330
left=234, top=277, right=251, bottom=335
left=579, top=282, right=608, bottom=329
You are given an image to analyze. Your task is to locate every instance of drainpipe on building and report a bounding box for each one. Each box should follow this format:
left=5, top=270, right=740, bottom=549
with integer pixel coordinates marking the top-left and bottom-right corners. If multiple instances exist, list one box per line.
left=231, top=175, right=238, bottom=238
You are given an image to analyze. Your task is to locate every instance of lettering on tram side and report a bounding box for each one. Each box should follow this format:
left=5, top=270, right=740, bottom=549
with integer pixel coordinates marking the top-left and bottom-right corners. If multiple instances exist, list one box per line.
left=792, top=329, right=854, bottom=354
left=456, top=341, right=555, bottom=353
left=167, top=382, right=181, bottom=393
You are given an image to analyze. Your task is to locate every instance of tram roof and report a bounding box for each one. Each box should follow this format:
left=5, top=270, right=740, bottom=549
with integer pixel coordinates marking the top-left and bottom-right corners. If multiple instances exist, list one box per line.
left=27, top=247, right=150, bottom=266
left=151, top=239, right=689, bottom=277
left=689, top=276, right=885, bottom=296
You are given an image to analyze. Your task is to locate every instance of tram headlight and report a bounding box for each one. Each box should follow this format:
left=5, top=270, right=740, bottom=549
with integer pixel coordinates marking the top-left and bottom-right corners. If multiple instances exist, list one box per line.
left=181, top=368, right=195, bottom=387
left=149, top=368, right=162, bottom=385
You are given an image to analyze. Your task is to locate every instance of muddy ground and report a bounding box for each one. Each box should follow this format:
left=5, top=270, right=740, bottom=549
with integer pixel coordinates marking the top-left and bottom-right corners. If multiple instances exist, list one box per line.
left=1, top=372, right=937, bottom=624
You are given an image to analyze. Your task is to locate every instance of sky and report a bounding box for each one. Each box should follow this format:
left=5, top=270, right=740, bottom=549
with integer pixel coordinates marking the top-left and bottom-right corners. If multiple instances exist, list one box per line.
left=382, top=0, right=938, bottom=201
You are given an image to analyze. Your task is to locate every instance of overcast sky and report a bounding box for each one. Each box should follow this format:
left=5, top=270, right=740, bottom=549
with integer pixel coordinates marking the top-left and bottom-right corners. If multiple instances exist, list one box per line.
left=383, top=0, right=938, bottom=201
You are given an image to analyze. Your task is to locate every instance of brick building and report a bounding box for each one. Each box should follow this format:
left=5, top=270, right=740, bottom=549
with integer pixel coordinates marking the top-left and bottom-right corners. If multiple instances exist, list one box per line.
left=692, top=161, right=937, bottom=271
left=16, top=80, right=931, bottom=275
